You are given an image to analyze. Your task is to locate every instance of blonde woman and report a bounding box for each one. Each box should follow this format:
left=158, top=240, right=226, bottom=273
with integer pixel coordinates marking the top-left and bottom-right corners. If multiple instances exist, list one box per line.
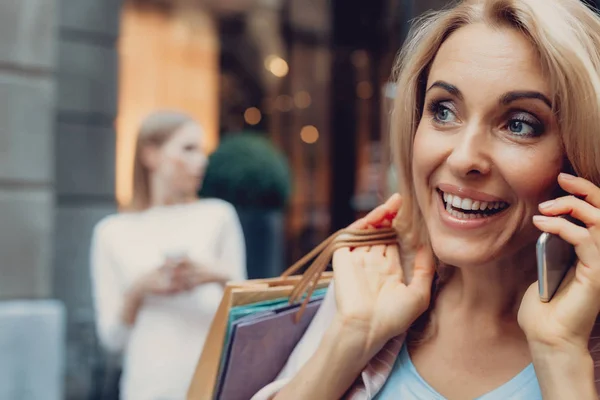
left=90, top=111, right=246, bottom=400
left=254, top=0, right=600, bottom=399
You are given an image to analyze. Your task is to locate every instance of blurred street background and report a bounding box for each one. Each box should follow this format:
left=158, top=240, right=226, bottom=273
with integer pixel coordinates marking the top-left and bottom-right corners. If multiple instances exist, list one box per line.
left=1, top=0, right=599, bottom=399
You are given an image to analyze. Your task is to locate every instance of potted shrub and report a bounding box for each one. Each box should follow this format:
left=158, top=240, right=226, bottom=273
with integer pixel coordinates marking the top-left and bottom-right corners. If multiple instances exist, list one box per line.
left=199, top=132, right=292, bottom=279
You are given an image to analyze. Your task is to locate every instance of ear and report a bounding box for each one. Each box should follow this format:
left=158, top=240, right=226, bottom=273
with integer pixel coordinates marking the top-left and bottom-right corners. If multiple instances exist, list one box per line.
left=140, top=144, right=161, bottom=171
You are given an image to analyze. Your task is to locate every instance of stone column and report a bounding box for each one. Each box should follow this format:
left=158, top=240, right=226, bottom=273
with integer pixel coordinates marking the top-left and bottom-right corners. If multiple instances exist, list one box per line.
left=53, top=0, right=121, bottom=398
left=0, top=1, right=57, bottom=299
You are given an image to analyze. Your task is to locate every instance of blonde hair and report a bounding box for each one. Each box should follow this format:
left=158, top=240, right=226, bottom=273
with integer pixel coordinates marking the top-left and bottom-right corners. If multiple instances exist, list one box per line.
left=391, top=0, right=600, bottom=256
left=128, top=110, right=197, bottom=211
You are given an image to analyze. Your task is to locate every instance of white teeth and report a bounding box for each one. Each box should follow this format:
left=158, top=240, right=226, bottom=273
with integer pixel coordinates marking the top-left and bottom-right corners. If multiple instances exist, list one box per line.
left=460, top=198, right=473, bottom=210
left=441, top=191, right=508, bottom=213
left=448, top=208, right=486, bottom=220
left=452, top=196, right=462, bottom=208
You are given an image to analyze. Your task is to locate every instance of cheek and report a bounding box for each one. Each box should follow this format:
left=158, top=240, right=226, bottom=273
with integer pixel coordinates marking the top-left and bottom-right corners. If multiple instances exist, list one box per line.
left=497, top=145, right=562, bottom=202
left=169, top=151, right=190, bottom=169
left=412, top=126, right=444, bottom=191
left=160, top=155, right=188, bottom=181
left=412, top=128, right=427, bottom=180
left=410, top=129, right=436, bottom=218
left=175, top=154, right=204, bottom=179
left=183, top=154, right=201, bottom=172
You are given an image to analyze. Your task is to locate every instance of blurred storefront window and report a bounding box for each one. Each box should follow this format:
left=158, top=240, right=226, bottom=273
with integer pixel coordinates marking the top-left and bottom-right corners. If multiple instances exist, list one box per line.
left=117, top=4, right=220, bottom=206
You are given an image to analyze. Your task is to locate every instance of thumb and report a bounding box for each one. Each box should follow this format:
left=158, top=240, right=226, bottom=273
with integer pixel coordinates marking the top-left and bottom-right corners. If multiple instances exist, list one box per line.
left=409, top=246, right=436, bottom=296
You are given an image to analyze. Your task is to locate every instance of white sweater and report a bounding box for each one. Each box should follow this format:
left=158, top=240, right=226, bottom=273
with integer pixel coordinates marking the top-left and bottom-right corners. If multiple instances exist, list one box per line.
left=90, top=199, right=246, bottom=400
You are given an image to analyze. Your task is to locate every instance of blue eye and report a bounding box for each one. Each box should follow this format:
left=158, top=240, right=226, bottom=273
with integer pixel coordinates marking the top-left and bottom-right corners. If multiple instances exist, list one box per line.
left=432, top=103, right=457, bottom=123
left=508, top=120, right=533, bottom=135
left=437, top=108, right=452, bottom=121
left=507, top=113, right=544, bottom=138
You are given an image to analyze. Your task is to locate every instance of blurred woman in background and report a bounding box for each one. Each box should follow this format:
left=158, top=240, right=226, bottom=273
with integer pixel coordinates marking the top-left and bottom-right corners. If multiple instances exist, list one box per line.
left=90, top=110, right=246, bottom=400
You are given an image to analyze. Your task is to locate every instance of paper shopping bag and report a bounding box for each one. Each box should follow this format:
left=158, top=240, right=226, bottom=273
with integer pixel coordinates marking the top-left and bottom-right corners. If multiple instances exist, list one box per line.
left=216, top=297, right=325, bottom=400
left=186, top=276, right=332, bottom=400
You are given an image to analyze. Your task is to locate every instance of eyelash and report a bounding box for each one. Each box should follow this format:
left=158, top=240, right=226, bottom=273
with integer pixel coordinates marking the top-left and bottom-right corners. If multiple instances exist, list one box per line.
left=507, top=112, right=544, bottom=137
left=425, top=100, right=545, bottom=138
left=427, top=100, right=456, bottom=124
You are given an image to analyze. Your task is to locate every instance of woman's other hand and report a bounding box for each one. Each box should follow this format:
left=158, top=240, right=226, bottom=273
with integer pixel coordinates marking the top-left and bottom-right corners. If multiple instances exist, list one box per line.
left=134, top=263, right=189, bottom=296
left=136, top=258, right=230, bottom=296
left=121, top=263, right=188, bottom=326
left=332, top=193, right=436, bottom=356
left=121, top=258, right=229, bottom=327
left=174, top=257, right=230, bottom=288
left=519, top=173, right=600, bottom=352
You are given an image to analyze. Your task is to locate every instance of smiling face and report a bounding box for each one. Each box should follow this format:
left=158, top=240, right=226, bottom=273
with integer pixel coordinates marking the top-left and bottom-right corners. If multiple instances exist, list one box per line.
left=412, top=23, right=565, bottom=268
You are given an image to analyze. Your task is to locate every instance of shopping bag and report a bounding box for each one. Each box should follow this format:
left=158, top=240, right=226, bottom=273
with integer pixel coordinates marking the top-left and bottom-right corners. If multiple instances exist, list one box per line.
left=222, top=287, right=329, bottom=363
left=186, top=276, right=332, bottom=400
left=215, top=296, right=326, bottom=400
left=187, top=227, right=398, bottom=400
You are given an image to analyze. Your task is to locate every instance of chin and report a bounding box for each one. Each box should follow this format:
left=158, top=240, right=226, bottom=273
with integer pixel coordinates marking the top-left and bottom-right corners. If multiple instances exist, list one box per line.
left=430, top=234, right=501, bottom=268
left=428, top=223, right=539, bottom=269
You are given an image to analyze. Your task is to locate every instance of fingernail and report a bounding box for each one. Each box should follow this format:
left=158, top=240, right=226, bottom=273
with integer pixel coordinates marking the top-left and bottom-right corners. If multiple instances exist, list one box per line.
left=533, top=215, right=551, bottom=223
left=560, top=173, right=576, bottom=180
left=539, top=200, right=555, bottom=209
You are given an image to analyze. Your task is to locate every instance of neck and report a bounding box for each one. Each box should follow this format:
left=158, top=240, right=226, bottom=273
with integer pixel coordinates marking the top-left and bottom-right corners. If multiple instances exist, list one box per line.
left=437, top=246, right=537, bottom=321
left=149, top=175, right=193, bottom=208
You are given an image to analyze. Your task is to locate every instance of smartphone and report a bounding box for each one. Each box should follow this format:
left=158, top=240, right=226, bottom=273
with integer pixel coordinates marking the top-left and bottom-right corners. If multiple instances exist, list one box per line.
left=536, top=215, right=578, bottom=302
left=164, top=250, right=188, bottom=265
left=162, top=250, right=188, bottom=285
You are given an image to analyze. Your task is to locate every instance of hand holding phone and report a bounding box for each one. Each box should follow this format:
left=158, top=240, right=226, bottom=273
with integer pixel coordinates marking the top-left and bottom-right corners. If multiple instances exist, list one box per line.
left=536, top=215, right=580, bottom=302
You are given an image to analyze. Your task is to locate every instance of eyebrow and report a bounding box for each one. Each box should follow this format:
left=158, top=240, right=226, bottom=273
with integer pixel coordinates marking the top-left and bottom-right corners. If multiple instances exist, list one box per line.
left=499, top=91, right=552, bottom=108
left=426, top=80, right=553, bottom=109
left=427, top=81, right=463, bottom=100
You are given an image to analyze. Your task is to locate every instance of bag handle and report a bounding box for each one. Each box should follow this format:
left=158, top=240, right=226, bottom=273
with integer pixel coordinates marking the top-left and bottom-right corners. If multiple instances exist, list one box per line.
left=280, top=227, right=398, bottom=321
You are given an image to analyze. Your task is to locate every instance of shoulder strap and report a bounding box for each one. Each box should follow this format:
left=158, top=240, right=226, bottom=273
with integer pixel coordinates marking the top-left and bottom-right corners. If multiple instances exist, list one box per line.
left=280, top=227, right=398, bottom=321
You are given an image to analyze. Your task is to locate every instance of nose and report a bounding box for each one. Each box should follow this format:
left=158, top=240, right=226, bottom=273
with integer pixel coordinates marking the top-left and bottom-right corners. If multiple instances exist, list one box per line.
left=446, top=124, right=492, bottom=178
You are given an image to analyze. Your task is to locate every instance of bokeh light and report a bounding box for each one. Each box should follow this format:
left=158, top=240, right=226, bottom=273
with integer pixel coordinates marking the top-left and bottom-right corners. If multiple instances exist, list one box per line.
left=300, top=125, right=319, bottom=144
left=244, top=107, right=262, bottom=125
left=294, top=91, right=312, bottom=109
left=265, top=55, right=289, bottom=78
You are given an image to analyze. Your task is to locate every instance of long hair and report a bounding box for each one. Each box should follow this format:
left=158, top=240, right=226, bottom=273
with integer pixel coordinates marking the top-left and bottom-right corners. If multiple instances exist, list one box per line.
left=128, top=110, right=196, bottom=211
left=390, top=0, right=600, bottom=340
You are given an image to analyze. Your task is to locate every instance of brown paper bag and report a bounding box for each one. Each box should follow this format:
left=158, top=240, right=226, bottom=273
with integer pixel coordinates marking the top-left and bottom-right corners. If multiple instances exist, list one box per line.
left=187, top=274, right=332, bottom=400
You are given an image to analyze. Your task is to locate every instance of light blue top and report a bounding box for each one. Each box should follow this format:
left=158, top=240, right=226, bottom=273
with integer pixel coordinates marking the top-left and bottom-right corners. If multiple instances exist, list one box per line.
left=376, top=343, right=542, bottom=400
